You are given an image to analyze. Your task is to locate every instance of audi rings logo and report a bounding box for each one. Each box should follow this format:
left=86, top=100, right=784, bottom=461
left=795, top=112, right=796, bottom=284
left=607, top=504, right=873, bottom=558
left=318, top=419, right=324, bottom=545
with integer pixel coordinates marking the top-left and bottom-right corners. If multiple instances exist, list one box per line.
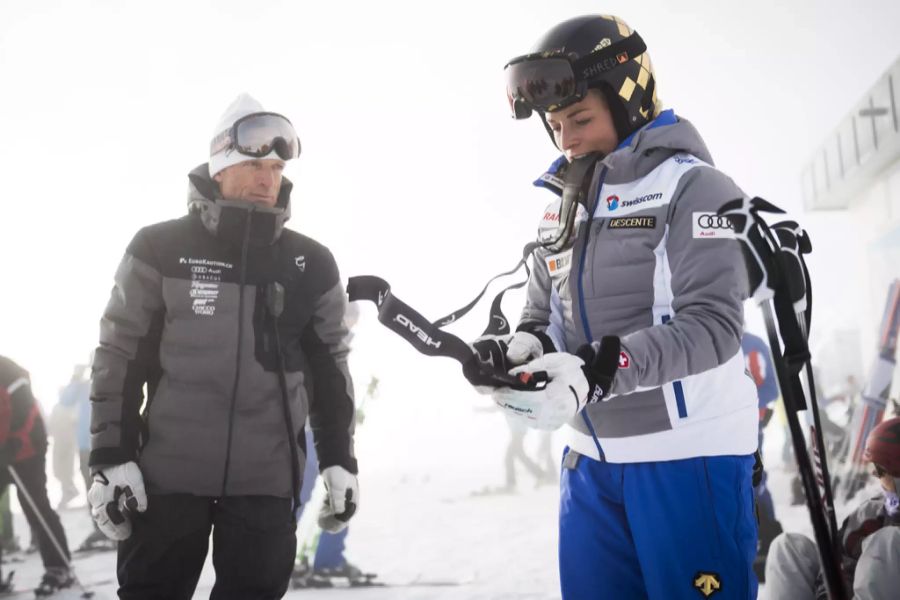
left=692, top=212, right=736, bottom=239
left=696, top=214, right=732, bottom=229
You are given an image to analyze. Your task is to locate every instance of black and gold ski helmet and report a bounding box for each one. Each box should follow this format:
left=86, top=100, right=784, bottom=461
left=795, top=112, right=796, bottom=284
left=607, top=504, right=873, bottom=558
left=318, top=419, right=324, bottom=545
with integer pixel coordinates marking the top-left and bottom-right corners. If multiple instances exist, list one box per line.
left=505, top=15, right=661, bottom=142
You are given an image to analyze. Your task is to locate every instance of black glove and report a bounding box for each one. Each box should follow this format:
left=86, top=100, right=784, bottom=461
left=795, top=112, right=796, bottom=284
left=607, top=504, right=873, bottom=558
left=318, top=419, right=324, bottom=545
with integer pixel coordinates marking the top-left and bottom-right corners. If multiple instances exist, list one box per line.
left=752, top=450, right=764, bottom=488
left=471, top=335, right=511, bottom=373
left=575, top=336, right=622, bottom=404
left=463, top=333, right=551, bottom=390
left=463, top=335, right=512, bottom=388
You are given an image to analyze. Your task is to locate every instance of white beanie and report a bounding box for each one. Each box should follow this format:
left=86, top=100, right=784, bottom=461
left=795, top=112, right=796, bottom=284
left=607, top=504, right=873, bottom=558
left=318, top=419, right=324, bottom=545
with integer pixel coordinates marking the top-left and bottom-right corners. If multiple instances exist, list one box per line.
left=209, top=93, right=286, bottom=178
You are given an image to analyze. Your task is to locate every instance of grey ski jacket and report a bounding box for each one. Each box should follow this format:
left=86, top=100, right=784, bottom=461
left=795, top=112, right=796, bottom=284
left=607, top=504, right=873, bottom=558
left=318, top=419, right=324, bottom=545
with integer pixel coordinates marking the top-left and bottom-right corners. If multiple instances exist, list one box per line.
left=521, top=112, right=758, bottom=462
left=89, top=164, right=356, bottom=498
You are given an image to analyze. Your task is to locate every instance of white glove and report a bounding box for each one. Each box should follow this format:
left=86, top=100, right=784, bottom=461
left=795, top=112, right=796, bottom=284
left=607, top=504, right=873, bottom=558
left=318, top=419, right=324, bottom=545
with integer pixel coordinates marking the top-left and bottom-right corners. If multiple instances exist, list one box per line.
left=318, top=466, right=359, bottom=533
left=492, top=353, right=590, bottom=431
left=88, top=461, right=148, bottom=541
left=506, top=331, right=548, bottom=366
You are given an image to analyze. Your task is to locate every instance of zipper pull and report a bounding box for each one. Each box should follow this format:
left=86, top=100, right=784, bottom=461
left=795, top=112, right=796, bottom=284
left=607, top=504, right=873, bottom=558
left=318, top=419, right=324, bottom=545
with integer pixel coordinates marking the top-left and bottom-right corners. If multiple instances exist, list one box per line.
left=266, top=282, right=285, bottom=318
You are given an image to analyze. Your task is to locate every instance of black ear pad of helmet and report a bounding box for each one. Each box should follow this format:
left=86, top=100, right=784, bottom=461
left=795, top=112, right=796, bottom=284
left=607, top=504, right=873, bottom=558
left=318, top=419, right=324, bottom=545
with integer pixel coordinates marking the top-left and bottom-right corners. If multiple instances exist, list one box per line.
left=590, top=82, right=634, bottom=144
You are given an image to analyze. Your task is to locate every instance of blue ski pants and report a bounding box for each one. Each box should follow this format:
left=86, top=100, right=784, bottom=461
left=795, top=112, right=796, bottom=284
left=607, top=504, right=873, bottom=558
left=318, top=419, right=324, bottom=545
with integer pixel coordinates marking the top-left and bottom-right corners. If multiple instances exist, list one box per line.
left=559, top=450, right=758, bottom=600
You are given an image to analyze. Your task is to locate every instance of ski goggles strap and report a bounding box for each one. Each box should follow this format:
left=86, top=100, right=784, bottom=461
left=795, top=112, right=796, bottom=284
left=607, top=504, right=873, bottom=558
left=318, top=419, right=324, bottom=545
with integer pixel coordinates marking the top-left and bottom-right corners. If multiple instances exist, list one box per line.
left=504, top=31, right=646, bottom=118
left=347, top=276, right=544, bottom=390
left=347, top=276, right=470, bottom=360
left=210, top=112, right=300, bottom=160
left=431, top=240, right=541, bottom=335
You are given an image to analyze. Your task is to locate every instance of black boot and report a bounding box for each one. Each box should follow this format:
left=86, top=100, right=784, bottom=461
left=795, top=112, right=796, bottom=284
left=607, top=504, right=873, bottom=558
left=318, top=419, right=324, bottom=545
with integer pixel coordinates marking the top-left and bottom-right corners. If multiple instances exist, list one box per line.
left=34, top=567, right=74, bottom=597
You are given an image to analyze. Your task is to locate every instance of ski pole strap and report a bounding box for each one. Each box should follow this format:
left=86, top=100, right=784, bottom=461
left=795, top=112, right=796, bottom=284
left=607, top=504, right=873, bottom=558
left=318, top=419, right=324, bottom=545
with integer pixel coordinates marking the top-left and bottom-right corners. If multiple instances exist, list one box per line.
left=717, top=197, right=783, bottom=304
left=346, top=276, right=545, bottom=390
left=771, top=221, right=813, bottom=331
left=431, top=241, right=540, bottom=336
left=718, top=198, right=810, bottom=369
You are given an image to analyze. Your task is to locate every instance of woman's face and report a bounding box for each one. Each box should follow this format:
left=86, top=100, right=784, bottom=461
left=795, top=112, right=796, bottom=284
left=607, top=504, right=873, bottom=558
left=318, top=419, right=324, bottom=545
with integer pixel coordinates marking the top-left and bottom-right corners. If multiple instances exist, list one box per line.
left=545, top=89, right=619, bottom=161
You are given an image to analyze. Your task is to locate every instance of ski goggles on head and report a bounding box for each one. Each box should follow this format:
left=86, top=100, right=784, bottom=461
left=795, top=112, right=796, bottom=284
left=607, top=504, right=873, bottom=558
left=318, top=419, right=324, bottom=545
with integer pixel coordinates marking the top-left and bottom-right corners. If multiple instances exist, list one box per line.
left=210, top=112, right=301, bottom=160
left=504, top=31, right=646, bottom=119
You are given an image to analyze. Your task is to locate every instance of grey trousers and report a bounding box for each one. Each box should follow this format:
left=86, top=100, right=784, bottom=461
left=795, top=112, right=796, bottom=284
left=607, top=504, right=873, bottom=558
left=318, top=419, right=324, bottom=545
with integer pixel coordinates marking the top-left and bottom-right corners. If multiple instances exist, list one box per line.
left=764, top=529, right=900, bottom=600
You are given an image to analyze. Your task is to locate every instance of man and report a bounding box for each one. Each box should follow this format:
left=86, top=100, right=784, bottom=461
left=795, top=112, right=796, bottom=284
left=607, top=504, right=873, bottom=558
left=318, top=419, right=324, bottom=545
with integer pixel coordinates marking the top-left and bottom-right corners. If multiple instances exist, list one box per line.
left=0, top=355, right=73, bottom=595
left=88, top=94, right=359, bottom=599
left=765, top=416, right=900, bottom=599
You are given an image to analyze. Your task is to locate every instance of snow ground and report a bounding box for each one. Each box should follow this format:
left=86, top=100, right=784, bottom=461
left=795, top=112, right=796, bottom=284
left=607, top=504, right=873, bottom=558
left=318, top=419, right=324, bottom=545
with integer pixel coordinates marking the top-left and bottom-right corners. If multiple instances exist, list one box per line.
left=4, top=388, right=879, bottom=599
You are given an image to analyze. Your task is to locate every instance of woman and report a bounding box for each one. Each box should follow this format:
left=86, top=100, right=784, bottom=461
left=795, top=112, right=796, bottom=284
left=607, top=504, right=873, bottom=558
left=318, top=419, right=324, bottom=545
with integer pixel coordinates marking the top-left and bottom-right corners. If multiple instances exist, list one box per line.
left=483, top=15, right=760, bottom=599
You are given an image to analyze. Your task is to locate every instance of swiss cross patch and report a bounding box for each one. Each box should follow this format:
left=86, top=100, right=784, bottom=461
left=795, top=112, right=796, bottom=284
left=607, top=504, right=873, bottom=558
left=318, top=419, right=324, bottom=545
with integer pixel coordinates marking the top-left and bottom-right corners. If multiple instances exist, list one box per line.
left=618, top=352, right=630, bottom=369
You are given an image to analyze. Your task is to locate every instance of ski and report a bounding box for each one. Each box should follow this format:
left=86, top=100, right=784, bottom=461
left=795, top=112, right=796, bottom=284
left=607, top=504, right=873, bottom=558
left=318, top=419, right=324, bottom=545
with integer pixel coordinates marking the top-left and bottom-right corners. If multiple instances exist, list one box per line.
left=291, top=575, right=464, bottom=590
left=835, top=280, right=900, bottom=501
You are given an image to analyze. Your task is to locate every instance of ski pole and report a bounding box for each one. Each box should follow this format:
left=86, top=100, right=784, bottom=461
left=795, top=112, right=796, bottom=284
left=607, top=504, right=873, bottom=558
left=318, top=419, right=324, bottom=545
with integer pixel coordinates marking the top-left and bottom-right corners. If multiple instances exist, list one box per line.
left=760, top=303, right=846, bottom=600
left=770, top=221, right=841, bottom=541
left=7, top=465, right=94, bottom=598
left=718, top=197, right=848, bottom=600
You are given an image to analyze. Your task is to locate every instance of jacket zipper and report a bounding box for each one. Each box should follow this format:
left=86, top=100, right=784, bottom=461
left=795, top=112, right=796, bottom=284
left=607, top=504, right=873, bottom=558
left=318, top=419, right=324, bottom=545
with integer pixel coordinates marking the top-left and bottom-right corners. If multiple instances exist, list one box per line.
left=220, top=208, right=254, bottom=496
left=575, top=165, right=608, bottom=461
left=576, top=166, right=608, bottom=344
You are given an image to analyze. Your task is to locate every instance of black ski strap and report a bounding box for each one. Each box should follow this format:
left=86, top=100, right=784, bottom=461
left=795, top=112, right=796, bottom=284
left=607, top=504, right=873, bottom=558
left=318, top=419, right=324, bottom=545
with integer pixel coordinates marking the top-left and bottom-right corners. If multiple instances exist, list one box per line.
left=431, top=154, right=600, bottom=335
left=718, top=198, right=810, bottom=381
left=771, top=221, right=814, bottom=331
left=770, top=221, right=842, bottom=542
left=431, top=241, right=540, bottom=335
left=348, top=276, right=473, bottom=361
left=347, top=155, right=599, bottom=388
left=347, top=276, right=544, bottom=390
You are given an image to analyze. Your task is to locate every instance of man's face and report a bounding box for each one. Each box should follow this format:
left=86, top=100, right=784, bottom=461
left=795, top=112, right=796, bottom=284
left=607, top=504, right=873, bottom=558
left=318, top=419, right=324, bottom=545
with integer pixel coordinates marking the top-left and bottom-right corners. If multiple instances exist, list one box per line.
left=546, top=89, right=619, bottom=161
left=214, top=159, right=285, bottom=207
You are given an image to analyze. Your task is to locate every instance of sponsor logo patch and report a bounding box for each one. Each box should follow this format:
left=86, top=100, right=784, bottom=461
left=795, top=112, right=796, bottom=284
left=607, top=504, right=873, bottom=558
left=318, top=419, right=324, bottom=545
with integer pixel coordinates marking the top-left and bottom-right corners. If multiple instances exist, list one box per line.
left=618, top=352, right=630, bottom=369
left=693, top=572, right=722, bottom=597
left=692, top=212, right=735, bottom=239
left=607, top=193, right=663, bottom=212
left=544, top=250, right=572, bottom=276
left=539, top=173, right=565, bottom=189
left=608, top=216, right=656, bottom=229
left=179, top=256, right=232, bottom=316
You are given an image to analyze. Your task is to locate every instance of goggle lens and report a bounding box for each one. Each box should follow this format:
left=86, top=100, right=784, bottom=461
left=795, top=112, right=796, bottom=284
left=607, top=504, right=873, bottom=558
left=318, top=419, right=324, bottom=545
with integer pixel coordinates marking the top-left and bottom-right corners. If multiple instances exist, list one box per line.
left=505, top=57, right=578, bottom=117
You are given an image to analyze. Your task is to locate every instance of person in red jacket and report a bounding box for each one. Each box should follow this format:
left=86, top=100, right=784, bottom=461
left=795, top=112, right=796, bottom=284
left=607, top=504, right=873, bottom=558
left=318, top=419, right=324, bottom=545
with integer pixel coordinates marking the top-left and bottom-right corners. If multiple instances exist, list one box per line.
left=0, top=355, right=73, bottom=595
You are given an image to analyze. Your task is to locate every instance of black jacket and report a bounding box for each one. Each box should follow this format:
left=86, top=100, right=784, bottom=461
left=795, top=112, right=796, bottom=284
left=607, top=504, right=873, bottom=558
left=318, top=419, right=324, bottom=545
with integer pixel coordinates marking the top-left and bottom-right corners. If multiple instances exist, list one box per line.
left=90, top=164, right=356, bottom=498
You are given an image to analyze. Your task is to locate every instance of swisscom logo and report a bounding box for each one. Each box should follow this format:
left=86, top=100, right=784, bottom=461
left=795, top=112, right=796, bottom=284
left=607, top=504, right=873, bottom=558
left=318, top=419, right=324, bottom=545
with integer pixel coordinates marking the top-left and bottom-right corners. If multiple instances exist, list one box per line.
left=606, top=192, right=662, bottom=212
